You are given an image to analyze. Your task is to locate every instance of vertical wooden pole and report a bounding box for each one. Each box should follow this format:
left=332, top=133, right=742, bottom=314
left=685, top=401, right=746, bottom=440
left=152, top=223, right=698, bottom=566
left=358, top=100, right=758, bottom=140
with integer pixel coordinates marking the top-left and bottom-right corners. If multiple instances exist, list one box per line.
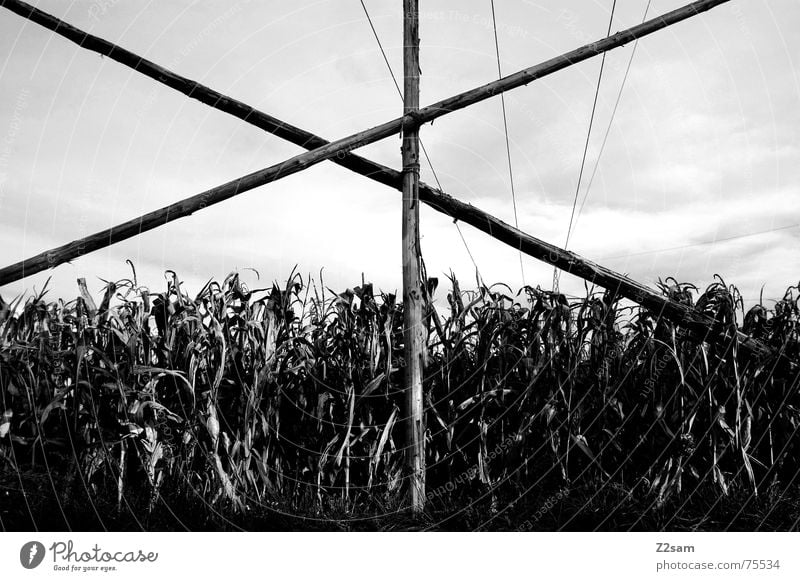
left=402, top=0, right=425, bottom=513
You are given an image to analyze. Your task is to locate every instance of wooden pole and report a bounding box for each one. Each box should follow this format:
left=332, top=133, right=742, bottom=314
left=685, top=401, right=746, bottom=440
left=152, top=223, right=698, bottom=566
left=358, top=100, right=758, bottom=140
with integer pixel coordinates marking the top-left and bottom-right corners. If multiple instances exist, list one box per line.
left=402, top=0, right=425, bottom=514
left=0, top=0, right=733, bottom=287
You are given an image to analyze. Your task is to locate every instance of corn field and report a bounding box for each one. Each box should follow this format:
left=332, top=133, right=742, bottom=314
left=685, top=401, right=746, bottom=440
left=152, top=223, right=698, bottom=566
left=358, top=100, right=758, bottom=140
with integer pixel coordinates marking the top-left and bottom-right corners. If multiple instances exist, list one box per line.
left=1, top=268, right=800, bottom=530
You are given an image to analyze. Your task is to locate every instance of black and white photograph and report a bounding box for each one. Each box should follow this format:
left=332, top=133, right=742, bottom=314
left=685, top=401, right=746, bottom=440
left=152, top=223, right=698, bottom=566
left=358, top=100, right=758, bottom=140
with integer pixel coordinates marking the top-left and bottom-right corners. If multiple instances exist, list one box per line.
left=0, top=0, right=799, bottom=576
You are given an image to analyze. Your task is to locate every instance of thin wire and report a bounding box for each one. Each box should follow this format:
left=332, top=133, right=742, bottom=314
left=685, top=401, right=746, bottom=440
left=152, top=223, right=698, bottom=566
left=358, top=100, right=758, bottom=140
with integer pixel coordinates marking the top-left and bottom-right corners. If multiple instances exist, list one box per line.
left=359, top=0, right=403, bottom=98
left=554, top=0, right=617, bottom=292
left=490, top=0, right=525, bottom=284
left=358, top=0, right=482, bottom=276
left=455, top=222, right=481, bottom=274
left=574, top=0, right=652, bottom=228
left=599, top=223, right=799, bottom=260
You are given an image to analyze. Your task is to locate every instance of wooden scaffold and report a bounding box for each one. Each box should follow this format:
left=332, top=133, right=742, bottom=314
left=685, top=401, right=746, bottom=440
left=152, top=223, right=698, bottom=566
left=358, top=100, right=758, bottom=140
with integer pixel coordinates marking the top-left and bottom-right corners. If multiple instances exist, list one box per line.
left=0, top=0, right=773, bottom=512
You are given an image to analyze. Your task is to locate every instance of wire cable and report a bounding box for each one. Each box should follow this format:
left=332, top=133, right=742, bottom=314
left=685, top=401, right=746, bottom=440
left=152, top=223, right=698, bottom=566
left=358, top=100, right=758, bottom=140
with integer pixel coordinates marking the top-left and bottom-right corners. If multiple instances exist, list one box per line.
left=489, top=0, right=525, bottom=284
left=574, top=0, right=653, bottom=229
left=554, top=0, right=617, bottom=292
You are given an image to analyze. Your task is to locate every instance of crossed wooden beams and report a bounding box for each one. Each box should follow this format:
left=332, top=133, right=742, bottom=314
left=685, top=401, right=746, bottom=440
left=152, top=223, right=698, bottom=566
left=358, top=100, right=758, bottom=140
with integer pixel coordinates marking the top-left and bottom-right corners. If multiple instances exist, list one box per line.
left=0, top=0, right=771, bottom=359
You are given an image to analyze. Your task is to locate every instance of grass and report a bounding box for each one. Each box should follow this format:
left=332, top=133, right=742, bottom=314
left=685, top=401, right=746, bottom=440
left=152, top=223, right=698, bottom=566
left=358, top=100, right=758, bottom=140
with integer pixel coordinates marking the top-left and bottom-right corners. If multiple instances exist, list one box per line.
left=1, top=266, right=799, bottom=531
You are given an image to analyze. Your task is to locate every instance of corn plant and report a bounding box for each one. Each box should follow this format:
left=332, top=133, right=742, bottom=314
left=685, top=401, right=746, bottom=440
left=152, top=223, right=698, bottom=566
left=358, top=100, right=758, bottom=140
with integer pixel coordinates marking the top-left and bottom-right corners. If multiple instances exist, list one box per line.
left=1, top=268, right=798, bottom=525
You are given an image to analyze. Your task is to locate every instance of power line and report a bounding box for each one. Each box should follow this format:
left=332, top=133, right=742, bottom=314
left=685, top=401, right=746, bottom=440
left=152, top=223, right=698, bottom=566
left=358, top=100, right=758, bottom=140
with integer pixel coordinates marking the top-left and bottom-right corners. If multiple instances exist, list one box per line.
left=554, top=0, right=618, bottom=292
left=490, top=0, right=525, bottom=284
left=599, top=223, right=799, bottom=260
left=574, top=0, right=652, bottom=229
left=357, top=0, right=482, bottom=277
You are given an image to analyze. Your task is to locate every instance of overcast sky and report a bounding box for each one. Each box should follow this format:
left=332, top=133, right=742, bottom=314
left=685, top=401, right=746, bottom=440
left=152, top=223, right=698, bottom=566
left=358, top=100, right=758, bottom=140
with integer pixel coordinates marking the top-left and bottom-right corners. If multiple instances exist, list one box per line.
left=0, top=0, right=798, bottom=311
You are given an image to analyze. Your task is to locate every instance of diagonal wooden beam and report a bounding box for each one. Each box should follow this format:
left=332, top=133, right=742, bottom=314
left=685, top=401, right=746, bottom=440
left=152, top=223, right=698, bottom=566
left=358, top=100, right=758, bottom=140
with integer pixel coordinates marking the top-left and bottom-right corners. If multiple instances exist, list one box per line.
left=0, top=0, right=732, bottom=287
left=0, top=0, right=436, bottom=213
left=424, top=196, right=774, bottom=360
left=0, top=0, right=377, bottom=181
